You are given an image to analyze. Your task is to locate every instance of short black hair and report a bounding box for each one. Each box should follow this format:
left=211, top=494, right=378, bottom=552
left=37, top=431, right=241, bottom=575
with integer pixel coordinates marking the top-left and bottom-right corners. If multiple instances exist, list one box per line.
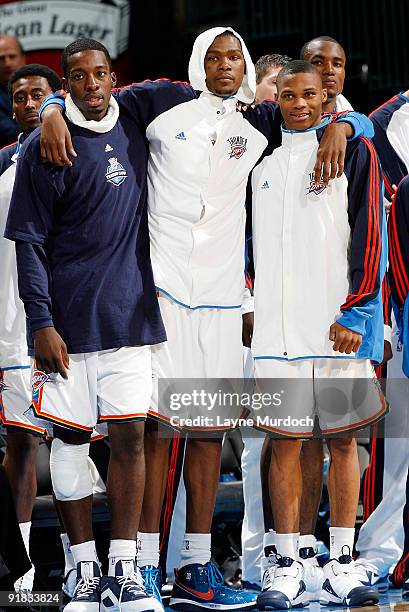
left=62, top=38, right=112, bottom=78
left=276, top=60, right=322, bottom=91
left=300, top=36, right=344, bottom=60
left=8, top=63, right=61, bottom=97
left=255, top=53, right=292, bottom=84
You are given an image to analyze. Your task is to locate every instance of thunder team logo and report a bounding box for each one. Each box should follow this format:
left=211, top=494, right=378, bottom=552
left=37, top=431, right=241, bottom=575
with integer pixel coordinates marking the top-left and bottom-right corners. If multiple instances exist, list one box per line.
left=32, top=370, right=50, bottom=403
left=228, top=136, right=248, bottom=159
left=105, top=157, right=127, bottom=186
left=306, top=171, right=327, bottom=195
left=0, top=380, right=9, bottom=394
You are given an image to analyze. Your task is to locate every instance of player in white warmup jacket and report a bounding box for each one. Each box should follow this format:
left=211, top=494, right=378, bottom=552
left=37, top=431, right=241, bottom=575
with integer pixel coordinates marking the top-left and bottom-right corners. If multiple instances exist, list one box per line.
left=244, top=38, right=358, bottom=593
left=250, top=60, right=387, bottom=611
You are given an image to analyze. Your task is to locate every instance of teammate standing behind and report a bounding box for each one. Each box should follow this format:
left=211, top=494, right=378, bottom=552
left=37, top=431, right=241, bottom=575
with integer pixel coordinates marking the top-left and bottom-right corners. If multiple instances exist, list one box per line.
left=386, top=175, right=409, bottom=598
left=0, top=64, right=61, bottom=592
left=254, top=53, right=292, bottom=102
left=359, top=88, right=409, bottom=590
left=0, top=35, right=25, bottom=146
left=300, top=36, right=353, bottom=112
left=5, top=39, right=166, bottom=612
left=251, top=61, right=386, bottom=610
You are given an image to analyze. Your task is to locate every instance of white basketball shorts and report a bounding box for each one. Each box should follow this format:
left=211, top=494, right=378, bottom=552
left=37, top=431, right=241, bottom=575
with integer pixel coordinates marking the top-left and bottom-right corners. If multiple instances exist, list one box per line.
left=253, top=357, right=387, bottom=437
left=31, top=346, right=152, bottom=433
left=0, top=365, right=45, bottom=434
left=150, top=292, right=246, bottom=431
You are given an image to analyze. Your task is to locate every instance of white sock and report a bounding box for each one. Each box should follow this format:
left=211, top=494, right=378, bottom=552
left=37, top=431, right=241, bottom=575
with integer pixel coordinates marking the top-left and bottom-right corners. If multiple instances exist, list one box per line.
left=261, top=530, right=277, bottom=583
left=71, top=541, right=98, bottom=565
left=329, top=527, right=355, bottom=560
left=15, top=523, right=34, bottom=592
left=60, top=533, right=75, bottom=574
left=263, top=530, right=276, bottom=552
left=108, top=539, right=137, bottom=576
left=275, top=533, right=299, bottom=560
left=179, top=533, right=211, bottom=568
left=19, top=522, right=32, bottom=560
left=262, top=530, right=277, bottom=566
left=137, top=532, right=160, bottom=568
left=298, top=534, right=317, bottom=552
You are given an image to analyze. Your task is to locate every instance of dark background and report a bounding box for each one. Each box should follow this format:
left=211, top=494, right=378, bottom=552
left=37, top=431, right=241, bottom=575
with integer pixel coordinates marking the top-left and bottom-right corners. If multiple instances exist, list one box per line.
left=130, top=0, right=408, bottom=114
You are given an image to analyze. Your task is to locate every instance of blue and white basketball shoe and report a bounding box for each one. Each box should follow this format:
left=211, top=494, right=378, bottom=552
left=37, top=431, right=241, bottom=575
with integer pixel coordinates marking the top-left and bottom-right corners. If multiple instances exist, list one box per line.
left=169, top=562, right=257, bottom=610
left=140, top=565, right=164, bottom=610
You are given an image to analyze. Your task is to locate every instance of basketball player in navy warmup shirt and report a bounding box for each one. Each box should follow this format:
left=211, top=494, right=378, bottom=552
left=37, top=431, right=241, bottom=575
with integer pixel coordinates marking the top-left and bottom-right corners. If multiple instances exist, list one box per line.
left=5, top=40, right=165, bottom=612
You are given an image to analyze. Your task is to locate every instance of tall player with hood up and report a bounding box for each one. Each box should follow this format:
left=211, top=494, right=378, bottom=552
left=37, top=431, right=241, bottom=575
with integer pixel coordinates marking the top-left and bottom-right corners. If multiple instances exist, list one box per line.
left=39, top=27, right=373, bottom=612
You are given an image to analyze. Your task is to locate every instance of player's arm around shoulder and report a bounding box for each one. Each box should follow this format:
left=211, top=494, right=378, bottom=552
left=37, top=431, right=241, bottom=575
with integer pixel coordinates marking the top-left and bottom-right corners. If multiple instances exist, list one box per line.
left=113, top=78, right=196, bottom=133
left=40, top=103, right=76, bottom=168
left=314, top=112, right=373, bottom=186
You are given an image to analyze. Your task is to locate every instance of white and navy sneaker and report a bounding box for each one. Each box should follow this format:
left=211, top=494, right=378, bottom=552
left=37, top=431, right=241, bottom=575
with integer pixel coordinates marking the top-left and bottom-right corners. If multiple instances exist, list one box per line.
left=353, top=559, right=389, bottom=593
left=261, top=566, right=276, bottom=594
left=65, top=561, right=101, bottom=612
left=100, top=560, right=163, bottom=612
left=299, top=546, right=323, bottom=601
left=320, top=551, right=379, bottom=607
left=257, top=557, right=309, bottom=610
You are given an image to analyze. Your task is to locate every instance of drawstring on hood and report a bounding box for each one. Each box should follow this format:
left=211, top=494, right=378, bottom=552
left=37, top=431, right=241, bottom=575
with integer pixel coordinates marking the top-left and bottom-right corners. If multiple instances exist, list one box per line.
left=188, top=26, right=256, bottom=104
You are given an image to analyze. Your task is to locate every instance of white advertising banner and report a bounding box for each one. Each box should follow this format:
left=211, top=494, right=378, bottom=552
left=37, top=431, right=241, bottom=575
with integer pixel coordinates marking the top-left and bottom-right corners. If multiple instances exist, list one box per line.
left=0, top=0, right=130, bottom=58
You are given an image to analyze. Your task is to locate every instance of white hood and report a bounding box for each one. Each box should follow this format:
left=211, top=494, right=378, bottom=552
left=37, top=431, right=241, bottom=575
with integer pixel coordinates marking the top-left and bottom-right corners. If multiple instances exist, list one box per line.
left=335, top=93, right=353, bottom=111
left=188, top=26, right=256, bottom=104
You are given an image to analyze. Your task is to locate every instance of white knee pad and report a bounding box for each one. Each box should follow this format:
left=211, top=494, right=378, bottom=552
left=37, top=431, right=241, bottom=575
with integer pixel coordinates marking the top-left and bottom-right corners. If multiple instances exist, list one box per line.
left=50, top=438, right=93, bottom=501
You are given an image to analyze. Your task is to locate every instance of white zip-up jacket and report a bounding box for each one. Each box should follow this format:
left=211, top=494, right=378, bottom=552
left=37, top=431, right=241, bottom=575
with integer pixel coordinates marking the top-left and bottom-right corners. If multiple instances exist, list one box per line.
left=251, top=118, right=386, bottom=363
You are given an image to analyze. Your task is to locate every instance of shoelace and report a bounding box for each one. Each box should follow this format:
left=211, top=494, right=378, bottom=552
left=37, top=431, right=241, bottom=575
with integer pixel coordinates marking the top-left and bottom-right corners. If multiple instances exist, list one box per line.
left=331, top=560, right=355, bottom=577
left=206, top=563, right=224, bottom=592
left=142, top=567, right=161, bottom=600
left=74, top=576, right=100, bottom=598
left=118, top=569, right=145, bottom=612
left=263, top=566, right=275, bottom=589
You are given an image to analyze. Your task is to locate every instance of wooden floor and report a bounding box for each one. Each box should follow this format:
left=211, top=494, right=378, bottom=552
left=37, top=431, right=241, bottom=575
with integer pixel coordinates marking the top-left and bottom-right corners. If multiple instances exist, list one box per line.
left=308, top=590, right=409, bottom=612
left=164, top=589, right=409, bottom=611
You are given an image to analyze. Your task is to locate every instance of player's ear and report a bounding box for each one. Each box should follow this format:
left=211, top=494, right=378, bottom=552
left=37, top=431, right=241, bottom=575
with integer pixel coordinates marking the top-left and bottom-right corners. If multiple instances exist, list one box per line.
left=322, top=87, right=328, bottom=104
left=61, top=77, right=69, bottom=94
left=110, top=72, right=117, bottom=88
